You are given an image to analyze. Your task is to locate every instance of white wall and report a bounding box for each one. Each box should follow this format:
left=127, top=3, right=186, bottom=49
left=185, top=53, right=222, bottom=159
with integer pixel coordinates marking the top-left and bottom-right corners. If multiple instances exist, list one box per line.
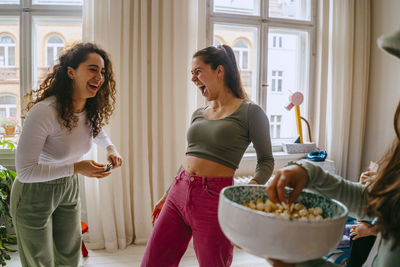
left=362, top=0, right=400, bottom=169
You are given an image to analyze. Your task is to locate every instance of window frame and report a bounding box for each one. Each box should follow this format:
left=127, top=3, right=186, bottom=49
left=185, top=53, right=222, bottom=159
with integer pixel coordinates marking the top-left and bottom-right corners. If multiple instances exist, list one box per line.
left=207, top=0, right=317, bottom=149
left=0, top=0, right=82, bottom=116
left=45, top=33, right=65, bottom=67
left=0, top=34, right=16, bottom=67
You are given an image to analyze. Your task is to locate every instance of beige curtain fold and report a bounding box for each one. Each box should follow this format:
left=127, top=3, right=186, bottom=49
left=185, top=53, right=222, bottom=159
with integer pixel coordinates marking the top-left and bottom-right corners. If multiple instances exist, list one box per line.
left=313, top=0, right=370, bottom=180
left=82, top=0, right=202, bottom=251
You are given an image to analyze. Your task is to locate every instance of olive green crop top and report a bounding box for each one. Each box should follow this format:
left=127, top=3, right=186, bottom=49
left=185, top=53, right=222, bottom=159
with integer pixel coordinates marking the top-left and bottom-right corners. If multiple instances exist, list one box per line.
left=186, top=101, right=274, bottom=184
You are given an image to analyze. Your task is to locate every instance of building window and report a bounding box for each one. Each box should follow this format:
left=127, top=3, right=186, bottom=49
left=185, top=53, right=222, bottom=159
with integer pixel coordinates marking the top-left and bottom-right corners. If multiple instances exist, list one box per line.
left=0, top=95, right=17, bottom=119
left=270, top=115, right=282, bottom=138
left=46, top=34, right=65, bottom=67
left=214, top=37, right=223, bottom=46
left=0, top=0, right=82, bottom=142
left=233, top=39, right=250, bottom=70
left=271, top=70, right=283, bottom=92
left=272, top=35, right=283, bottom=48
left=0, top=35, right=16, bottom=67
left=209, top=0, right=315, bottom=143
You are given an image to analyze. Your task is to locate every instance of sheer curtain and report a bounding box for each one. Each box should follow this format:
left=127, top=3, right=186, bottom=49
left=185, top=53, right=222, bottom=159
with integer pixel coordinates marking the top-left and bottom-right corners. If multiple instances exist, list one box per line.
left=313, top=0, right=370, bottom=180
left=82, top=0, right=203, bottom=251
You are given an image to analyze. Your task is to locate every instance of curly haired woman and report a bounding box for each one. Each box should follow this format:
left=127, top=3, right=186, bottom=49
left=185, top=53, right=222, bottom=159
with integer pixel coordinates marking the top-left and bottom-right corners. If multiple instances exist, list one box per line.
left=10, top=42, right=123, bottom=267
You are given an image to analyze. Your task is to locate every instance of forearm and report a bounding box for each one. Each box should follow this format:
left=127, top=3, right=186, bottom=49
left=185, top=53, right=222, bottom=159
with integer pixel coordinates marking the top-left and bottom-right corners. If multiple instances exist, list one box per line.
left=296, top=160, right=369, bottom=219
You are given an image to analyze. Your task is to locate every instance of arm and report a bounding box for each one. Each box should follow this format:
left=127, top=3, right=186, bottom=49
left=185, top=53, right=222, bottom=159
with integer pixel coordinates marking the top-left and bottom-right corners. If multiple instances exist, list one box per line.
left=297, top=160, right=369, bottom=219
left=248, top=103, right=274, bottom=184
left=94, top=129, right=123, bottom=168
left=16, top=103, right=74, bottom=182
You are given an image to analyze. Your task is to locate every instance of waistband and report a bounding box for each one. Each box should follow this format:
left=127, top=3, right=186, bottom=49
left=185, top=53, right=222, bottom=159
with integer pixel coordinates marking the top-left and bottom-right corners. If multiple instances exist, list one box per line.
left=177, top=168, right=233, bottom=185
left=18, top=174, right=78, bottom=185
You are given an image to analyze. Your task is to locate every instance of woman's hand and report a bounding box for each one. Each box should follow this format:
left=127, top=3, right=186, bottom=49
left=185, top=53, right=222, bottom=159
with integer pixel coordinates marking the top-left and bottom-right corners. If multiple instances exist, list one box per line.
left=359, top=171, right=376, bottom=185
left=350, top=221, right=377, bottom=239
left=74, top=160, right=111, bottom=178
left=248, top=179, right=258, bottom=185
left=268, top=259, right=294, bottom=267
left=106, top=145, right=123, bottom=168
left=152, top=193, right=168, bottom=225
left=266, top=164, right=308, bottom=204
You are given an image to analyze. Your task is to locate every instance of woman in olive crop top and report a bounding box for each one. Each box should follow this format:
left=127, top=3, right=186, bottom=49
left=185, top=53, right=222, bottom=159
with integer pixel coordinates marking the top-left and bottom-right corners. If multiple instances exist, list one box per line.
left=141, top=45, right=274, bottom=267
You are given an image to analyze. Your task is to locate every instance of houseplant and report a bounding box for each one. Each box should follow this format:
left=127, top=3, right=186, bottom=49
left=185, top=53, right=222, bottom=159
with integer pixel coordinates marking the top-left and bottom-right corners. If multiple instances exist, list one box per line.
left=0, top=139, right=17, bottom=265
left=0, top=117, right=19, bottom=138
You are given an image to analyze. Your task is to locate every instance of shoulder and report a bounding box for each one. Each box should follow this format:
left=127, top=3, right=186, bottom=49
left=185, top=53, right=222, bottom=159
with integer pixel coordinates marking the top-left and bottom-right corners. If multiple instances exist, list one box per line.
left=245, top=101, right=268, bottom=121
left=191, top=106, right=206, bottom=122
left=27, top=96, right=58, bottom=121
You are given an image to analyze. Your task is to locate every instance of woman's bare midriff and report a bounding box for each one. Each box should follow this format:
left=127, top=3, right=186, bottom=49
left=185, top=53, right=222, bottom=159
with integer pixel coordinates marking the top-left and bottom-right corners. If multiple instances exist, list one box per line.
left=182, top=155, right=235, bottom=177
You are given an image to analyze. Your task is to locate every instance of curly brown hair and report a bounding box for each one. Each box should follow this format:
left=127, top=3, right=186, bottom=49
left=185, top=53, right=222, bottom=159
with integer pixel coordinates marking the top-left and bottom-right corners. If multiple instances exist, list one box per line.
left=25, top=42, right=116, bottom=137
left=367, top=100, right=400, bottom=249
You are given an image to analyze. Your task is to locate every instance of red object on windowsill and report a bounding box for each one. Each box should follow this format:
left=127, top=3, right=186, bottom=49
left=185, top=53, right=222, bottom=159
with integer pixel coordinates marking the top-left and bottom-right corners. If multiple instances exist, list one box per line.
left=81, top=221, right=89, bottom=257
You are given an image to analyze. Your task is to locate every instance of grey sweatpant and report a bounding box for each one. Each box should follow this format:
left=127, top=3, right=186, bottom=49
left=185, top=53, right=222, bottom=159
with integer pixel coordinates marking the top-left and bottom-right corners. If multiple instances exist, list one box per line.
left=10, top=175, right=81, bottom=267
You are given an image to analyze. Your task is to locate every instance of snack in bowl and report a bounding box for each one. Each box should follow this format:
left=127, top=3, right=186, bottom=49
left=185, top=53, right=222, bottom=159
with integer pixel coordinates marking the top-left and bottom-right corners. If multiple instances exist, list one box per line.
left=218, top=185, right=348, bottom=263
left=242, top=199, right=325, bottom=221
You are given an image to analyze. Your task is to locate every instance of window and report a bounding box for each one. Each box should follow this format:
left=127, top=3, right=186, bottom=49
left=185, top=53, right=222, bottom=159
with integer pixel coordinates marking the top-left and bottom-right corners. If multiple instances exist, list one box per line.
left=0, top=95, right=17, bottom=118
left=0, top=34, right=15, bottom=67
left=272, top=35, right=283, bottom=48
left=214, top=36, right=223, bottom=46
left=271, top=70, right=283, bottom=92
left=233, top=39, right=250, bottom=70
left=209, top=0, right=315, bottom=144
left=270, top=115, right=282, bottom=138
left=0, top=0, right=82, bottom=142
left=45, top=34, right=64, bottom=67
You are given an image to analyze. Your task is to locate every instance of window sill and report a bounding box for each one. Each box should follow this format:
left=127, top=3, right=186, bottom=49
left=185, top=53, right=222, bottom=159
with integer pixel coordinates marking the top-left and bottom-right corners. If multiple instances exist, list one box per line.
left=236, top=151, right=307, bottom=178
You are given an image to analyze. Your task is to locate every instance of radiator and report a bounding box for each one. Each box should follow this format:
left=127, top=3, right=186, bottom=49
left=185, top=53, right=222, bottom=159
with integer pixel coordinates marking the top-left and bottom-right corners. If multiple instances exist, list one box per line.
left=234, top=176, right=253, bottom=184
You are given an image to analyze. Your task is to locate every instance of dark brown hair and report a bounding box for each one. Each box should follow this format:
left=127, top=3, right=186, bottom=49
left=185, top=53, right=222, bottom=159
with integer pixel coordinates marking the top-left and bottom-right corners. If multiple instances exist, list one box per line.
left=367, top=100, right=400, bottom=249
left=25, top=42, right=116, bottom=137
left=193, top=45, right=248, bottom=99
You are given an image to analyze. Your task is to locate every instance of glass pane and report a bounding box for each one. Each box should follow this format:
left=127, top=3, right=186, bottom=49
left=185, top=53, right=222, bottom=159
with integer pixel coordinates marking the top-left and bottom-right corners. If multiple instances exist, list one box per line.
left=8, top=46, right=15, bottom=66
left=47, top=47, right=54, bottom=66
left=269, top=0, right=311, bottom=21
left=33, top=16, right=82, bottom=88
left=33, top=0, right=82, bottom=5
left=0, top=16, right=20, bottom=142
left=266, top=28, right=310, bottom=143
left=214, top=23, right=258, bottom=102
left=214, top=0, right=260, bottom=16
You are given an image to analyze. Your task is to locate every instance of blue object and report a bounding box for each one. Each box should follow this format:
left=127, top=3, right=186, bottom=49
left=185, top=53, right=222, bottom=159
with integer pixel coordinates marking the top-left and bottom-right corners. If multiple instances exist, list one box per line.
left=306, top=150, right=327, bottom=162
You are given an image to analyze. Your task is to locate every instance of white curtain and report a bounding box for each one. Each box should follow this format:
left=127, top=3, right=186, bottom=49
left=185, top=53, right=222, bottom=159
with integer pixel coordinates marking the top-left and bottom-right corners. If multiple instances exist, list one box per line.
left=82, top=0, right=204, bottom=251
left=313, top=0, right=370, bottom=181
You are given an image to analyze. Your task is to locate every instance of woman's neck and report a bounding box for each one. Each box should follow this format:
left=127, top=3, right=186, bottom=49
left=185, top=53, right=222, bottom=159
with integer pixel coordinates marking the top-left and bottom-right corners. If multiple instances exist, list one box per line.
left=211, top=90, right=240, bottom=110
left=72, top=99, right=86, bottom=113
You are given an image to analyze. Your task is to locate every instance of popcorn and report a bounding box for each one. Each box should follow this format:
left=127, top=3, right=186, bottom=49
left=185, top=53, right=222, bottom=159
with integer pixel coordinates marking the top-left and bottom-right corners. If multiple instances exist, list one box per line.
left=242, top=198, right=326, bottom=221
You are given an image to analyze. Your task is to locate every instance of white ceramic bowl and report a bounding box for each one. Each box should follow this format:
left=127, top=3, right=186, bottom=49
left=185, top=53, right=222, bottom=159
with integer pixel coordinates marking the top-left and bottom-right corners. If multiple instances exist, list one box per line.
left=218, top=185, right=348, bottom=263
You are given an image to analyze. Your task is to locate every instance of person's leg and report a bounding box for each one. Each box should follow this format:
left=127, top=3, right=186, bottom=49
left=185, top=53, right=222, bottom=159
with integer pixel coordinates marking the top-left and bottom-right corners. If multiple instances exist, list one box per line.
left=141, top=176, right=193, bottom=267
left=347, top=235, right=377, bottom=267
left=189, top=177, right=234, bottom=267
left=10, top=179, right=56, bottom=267
left=52, top=175, right=82, bottom=266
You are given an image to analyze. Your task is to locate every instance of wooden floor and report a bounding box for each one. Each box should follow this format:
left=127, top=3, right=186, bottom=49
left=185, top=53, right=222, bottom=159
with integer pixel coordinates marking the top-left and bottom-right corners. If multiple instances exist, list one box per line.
left=6, top=245, right=272, bottom=267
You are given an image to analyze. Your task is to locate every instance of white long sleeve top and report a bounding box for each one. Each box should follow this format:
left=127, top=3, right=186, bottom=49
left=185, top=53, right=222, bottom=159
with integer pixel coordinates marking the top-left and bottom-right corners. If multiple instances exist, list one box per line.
left=16, top=96, right=113, bottom=183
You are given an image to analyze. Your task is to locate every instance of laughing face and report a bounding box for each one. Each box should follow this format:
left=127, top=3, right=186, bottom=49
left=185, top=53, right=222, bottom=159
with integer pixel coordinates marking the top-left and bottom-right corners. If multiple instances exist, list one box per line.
left=68, top=52, right=105, bottom=100
left=191, top=56, right=223, bottom=101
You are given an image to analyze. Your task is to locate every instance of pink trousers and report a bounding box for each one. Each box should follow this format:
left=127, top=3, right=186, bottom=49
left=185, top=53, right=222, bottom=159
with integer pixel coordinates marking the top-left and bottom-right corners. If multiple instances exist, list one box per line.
left=141, top=169, right=234, bottom=267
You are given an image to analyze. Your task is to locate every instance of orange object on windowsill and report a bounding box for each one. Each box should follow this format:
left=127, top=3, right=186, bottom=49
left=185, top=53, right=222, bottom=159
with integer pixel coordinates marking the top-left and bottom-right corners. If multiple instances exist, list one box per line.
left=81, top=221, right=89, bottom=257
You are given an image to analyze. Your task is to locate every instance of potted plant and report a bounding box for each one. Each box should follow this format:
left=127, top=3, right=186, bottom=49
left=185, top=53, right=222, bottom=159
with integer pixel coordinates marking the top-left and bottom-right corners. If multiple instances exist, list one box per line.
left=0, top=139, right=17, bottom=265
left=0, top=117, right=19, bottom=138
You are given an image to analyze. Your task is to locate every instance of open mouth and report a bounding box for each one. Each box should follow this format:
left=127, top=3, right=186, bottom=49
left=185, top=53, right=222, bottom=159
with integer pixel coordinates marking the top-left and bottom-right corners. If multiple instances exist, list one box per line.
left=88, top=83, right=100, bottom=91
left=199, top=85, right=206, bottom=95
